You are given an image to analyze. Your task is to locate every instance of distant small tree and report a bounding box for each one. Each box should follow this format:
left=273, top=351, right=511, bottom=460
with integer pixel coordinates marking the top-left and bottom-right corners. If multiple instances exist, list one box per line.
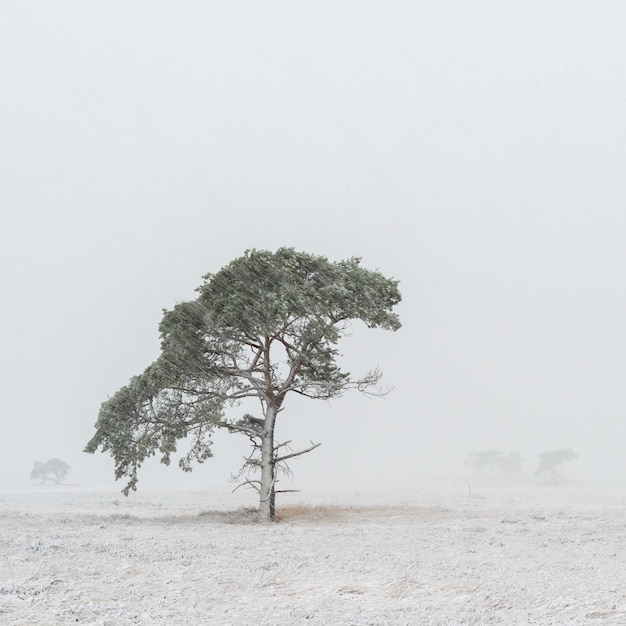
left=535, top=449, right=578, bottom=481
left=465, top=449, right=523, bottom=475
left=30, top=458, right=71, bottom=484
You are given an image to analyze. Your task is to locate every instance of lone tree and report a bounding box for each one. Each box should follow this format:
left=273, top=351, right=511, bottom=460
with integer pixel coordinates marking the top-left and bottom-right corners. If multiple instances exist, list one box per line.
left=85, top=248, right=401, bottom=521
left=30, top=458, right=71, bottom=484
left=535, top=448, right=578, bottom=481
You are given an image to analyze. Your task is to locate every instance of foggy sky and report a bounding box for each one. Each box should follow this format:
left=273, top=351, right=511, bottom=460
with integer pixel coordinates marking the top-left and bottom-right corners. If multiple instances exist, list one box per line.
left=2, top=1, right=626, bottom=492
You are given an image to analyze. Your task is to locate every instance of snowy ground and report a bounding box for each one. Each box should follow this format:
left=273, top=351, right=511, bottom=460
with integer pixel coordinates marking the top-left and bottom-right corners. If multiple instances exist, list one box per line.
left=2, top=480, right=626, bottom=625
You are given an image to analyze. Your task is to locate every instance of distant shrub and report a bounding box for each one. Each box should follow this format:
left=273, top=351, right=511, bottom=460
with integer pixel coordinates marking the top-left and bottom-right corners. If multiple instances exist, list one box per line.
left=30, top=458, right=70, bottom=484
left=535, top=449, right=578, bottom=481
left=465, top=449, right=523, bottom=475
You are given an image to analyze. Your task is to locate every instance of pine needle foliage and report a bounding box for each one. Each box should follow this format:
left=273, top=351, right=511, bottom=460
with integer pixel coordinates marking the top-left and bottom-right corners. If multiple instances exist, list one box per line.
left=85, top=248, right=401, bottom=519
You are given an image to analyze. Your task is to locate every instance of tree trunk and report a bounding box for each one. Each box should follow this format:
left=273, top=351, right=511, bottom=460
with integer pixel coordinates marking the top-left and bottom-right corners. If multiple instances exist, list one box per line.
left=258, top=405, right=277, bottom=522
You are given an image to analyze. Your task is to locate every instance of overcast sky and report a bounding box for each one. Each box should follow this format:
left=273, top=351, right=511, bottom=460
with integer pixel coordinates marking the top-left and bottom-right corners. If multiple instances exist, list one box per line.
left=2, top=2, right=626, bottom=493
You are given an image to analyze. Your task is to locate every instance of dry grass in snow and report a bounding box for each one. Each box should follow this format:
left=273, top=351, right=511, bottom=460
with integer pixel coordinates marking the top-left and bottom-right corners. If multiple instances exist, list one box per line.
left=2, top=481, right=626, bottom=624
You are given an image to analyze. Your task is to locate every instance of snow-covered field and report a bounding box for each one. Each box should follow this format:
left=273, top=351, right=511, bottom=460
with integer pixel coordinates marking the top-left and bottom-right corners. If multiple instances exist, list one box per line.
left=2, top=480, right=626, bottom=625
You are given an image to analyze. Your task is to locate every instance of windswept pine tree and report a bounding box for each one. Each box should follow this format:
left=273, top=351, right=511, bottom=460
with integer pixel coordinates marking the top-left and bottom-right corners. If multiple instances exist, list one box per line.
left=86, top=248, right=401, bottom=521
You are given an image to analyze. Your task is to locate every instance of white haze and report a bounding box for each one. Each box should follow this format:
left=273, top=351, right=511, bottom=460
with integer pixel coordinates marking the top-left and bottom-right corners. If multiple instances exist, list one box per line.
left=1, top=2, right=626, bottom=494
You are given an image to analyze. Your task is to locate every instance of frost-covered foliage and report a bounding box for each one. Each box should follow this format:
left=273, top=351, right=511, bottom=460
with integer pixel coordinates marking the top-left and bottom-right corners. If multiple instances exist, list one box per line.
left=535, top=449, right=578, bottom=480
left=465, top=450, right=523, bottom=475
left=85, top=248, right=401, bottom=520
left=30, top=459, right=70, bottom=484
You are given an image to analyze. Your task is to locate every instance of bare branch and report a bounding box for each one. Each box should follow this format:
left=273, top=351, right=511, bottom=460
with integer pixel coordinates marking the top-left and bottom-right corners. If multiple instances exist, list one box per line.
left=275, top=442, right=321, bottom=463
left=357, top=382, right=395, bottom=399
left=248, top=346, right=263, bottom=373
left=232, top=479, right=261, bottom=494
left=273, top=440, right=292, bottom=451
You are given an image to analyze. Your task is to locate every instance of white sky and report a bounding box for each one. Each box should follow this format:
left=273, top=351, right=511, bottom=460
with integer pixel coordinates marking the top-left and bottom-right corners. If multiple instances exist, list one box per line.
left=2, top=1, right=626, bottom=491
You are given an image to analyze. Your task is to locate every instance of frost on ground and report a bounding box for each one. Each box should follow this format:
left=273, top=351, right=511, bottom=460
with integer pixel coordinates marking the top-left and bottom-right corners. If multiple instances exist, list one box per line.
left=1, top=482, right=626, bottom=625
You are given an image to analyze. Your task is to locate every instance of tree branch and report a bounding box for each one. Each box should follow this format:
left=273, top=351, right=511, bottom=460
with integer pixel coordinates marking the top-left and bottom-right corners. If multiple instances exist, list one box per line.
left=218, top=421, right=259, bottom=438
left=232, top=479, right=261, bottom=494
left=275, top=442, right=321, bottom=463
